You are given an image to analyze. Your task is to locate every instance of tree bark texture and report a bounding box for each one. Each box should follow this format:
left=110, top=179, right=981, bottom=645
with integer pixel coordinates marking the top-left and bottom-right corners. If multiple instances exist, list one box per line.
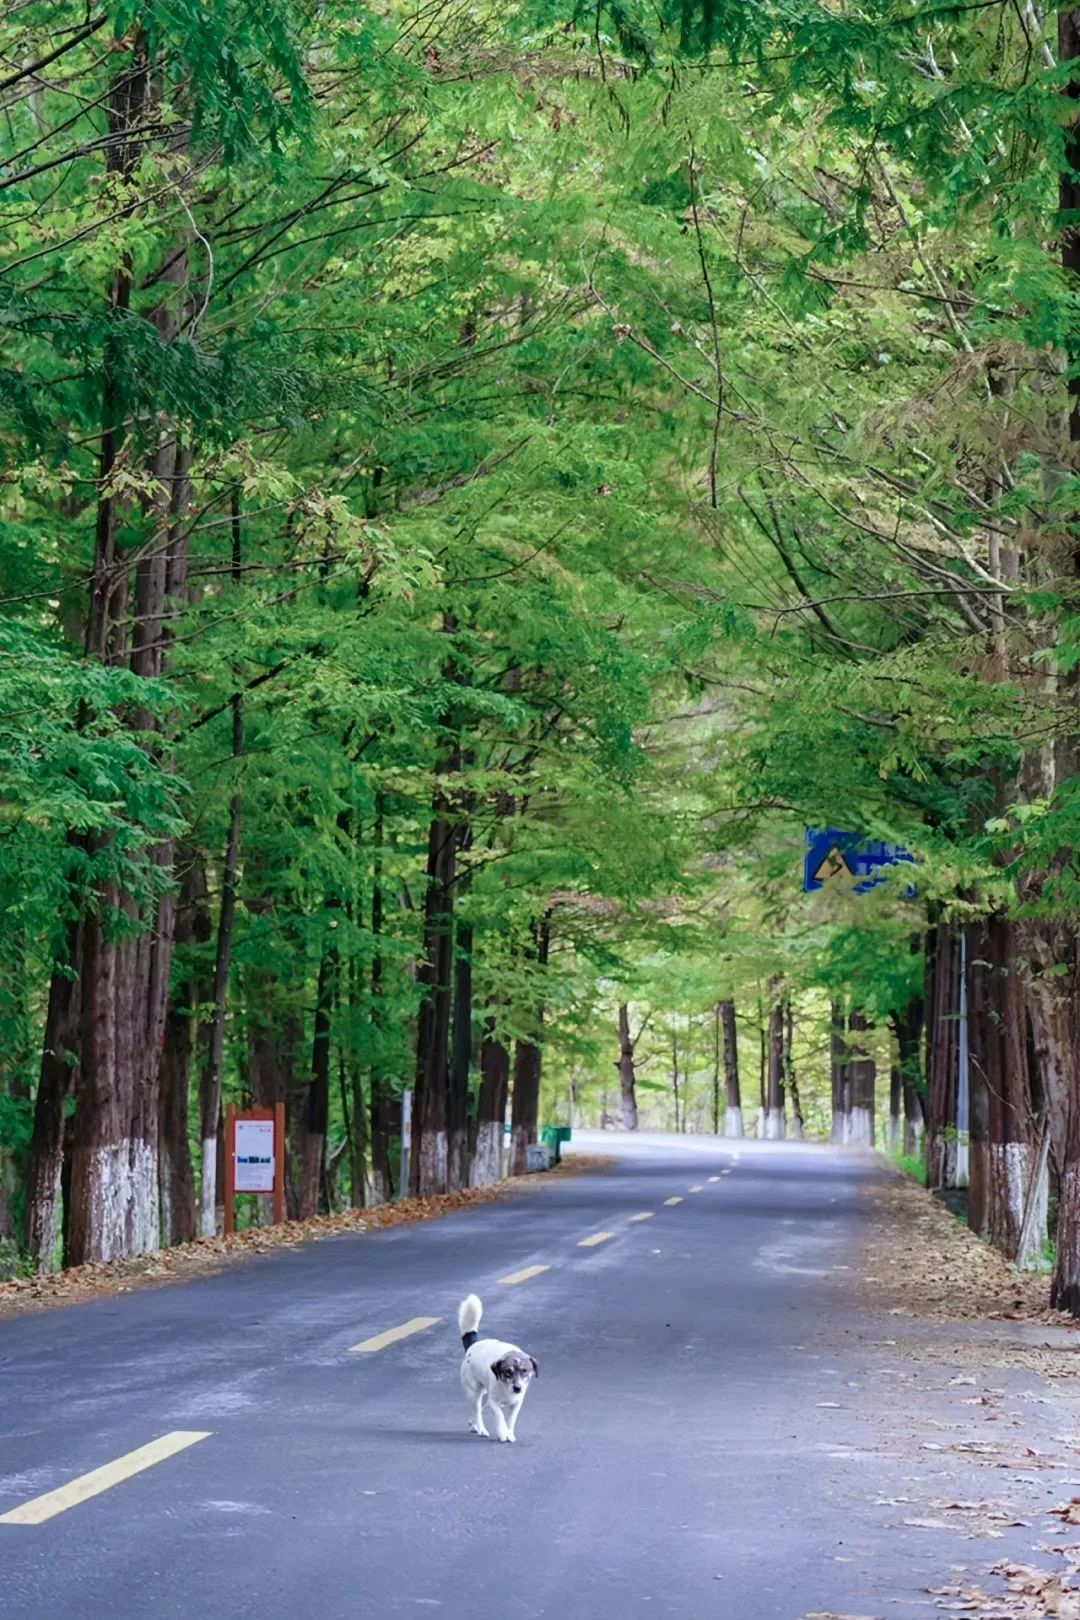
left=509, top=918, right=549, bottom=1174
left=721, top=999, right=743, bottom=1137
left=412, top=801, right=456, bottom=1195
left=617, top=1004, right=639, bottom=1132
left=926, top=921, right=961, bottom=1187
left=830, top=1001, right=847, bottom=1144
left=846, top=1009, right=875, bottom=1147
left=23, top=924, right=81, bottom=1271
left=764, top=986, right=785, bottom=1140
left=471, top=1017, right=510, bottom=1187
left=448, top=913, right=473, bottom=1191
left=158, top=852, right=207, bottom=1246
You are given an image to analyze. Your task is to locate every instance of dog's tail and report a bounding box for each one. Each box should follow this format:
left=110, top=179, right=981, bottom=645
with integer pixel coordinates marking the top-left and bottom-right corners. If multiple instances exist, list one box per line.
left=458, top=1293, right=483, bottom=1350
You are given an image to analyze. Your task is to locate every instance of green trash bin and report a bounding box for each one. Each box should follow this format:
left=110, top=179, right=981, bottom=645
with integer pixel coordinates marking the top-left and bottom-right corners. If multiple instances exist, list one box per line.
left=540, top=1125, right=572, bottom=1165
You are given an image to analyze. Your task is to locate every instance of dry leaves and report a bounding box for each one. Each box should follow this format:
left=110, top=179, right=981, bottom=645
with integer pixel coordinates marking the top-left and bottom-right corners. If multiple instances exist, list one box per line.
left=928, top=1562, right=1080, bottom=1618
left=859, top=1176, right=1066, bottom=1326
left=0, top=1153, right=614, bottom=1318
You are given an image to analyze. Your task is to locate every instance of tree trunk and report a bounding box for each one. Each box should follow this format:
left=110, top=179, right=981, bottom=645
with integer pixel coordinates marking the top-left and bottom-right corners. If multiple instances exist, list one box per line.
left=1052, top=929, right=1080, bottom=1310
left=888, top=1065, right=902, bottom=1153
left=69, top=419, right=189, bottom=1265
left=979, top=916, right=1045, bottom=1265
left=413, top=802, right=456, bottom=1195
left=157, top=853, right=207, bottom=1246
left=472, top=1020, right=510, bottom=1186
left=764, top=984, right=785, bottom=1139
left=617, top=1004, right=639, bottom=1131
left=199, top=497, right=244, bottom=1236
left=830, top=1001, right=846, bottom=1144
left=64, top=48, right=193, bottom=1266
left=1021, top=921, right=1074, bottom=1180
left=509, top=918, right=549, bottom=1174
left=23, top=925, right=81, bottom=1271
left=785, top=1001, right=804, bottom=1141
left=510, top=1038, right=542, bottom=1175
left=966, top=921, right=991, bottom=1238
left=926, top=920, right=961, bottom=1187
left=671, top=1023, right=681, bottom=1134
left=299, top=945, right=335, bottom=1219
left=447, top=913, right=473, bottom=1191
left=847, top=1009, right=875, bottom=1147
left=711, top=1003, right=721, bottom=1135
left=368, top=797, right=395, bottom=1203
left=891, top=997, right=925, bottom=1160
left=720, top=1000, right=743, bottom=1137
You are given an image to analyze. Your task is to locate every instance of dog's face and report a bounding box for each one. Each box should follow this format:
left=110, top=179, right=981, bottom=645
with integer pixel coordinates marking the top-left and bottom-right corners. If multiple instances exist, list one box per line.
left=491, top=1353, right=538, bottom=1397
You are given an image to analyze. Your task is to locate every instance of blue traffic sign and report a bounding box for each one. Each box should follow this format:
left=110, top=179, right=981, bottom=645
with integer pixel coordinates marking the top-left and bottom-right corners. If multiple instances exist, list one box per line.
left=803, top=828, right=914, bottom=895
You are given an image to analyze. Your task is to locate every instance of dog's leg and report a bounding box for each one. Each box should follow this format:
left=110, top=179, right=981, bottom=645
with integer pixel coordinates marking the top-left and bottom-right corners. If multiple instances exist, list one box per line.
left=491, top=1404, right=511, bottom=1443
left=469, top=1390, right=489, bottom=1437
left=506, top=1399, right=523, bottom=1443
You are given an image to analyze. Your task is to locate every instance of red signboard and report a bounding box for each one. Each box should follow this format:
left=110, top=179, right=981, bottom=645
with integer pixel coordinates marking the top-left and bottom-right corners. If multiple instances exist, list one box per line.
left=224, top=1103, right=286, bottom=1233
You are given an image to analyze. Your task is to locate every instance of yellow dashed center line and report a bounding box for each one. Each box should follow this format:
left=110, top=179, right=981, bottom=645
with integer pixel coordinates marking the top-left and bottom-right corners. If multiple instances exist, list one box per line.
left=689, top=1184, right=704, bottom=1192
left=628, top=1212, right=654, bottom=1222
left=664, top=1196, right=683, bottom=1206
left=578, top=1232, right=614, bottom=1248
left=499, top=1264, right=550, bottom=1286
left=349, top=1316, right=441, bottom=1354
left=721, top=1168, right=733, bottom=1176
left=0, top=1431, right=211, bottom=1526
left=708, top=1175, right=721, bottom=1183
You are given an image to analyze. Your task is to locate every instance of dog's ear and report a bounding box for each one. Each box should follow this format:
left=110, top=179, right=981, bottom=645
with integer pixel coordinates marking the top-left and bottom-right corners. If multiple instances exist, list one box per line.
left=529, top=1356, right=539, bottom=1378
left=490, top=1357, right=506, bottom=1379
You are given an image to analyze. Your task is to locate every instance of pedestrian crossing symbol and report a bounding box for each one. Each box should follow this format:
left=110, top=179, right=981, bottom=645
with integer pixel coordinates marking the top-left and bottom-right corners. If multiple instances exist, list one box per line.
left=812, top=846, right=853, bottom=885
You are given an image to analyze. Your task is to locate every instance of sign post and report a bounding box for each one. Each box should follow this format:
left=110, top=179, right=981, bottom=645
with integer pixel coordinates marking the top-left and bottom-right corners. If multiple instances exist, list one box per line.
left=224, top=1102, right=286, bottom=1234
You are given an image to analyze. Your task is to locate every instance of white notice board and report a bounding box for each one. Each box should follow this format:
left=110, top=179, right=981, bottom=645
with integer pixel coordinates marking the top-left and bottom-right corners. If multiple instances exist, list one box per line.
left=235, top=1118, right=275, bottom=1192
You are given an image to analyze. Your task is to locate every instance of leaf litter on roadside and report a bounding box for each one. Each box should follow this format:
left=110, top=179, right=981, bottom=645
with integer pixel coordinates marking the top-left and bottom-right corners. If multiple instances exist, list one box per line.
left=927, top=1562, right=1080, bottom=1618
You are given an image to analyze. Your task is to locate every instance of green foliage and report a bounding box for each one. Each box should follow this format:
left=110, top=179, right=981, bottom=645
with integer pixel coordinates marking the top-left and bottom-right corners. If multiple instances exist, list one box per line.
left=2, top=0, right=1079, bottom=1243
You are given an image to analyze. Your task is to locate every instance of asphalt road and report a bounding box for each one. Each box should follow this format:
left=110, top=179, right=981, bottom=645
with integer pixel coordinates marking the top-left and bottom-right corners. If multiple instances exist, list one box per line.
left=0, top=1134, right=1063, bottom=1620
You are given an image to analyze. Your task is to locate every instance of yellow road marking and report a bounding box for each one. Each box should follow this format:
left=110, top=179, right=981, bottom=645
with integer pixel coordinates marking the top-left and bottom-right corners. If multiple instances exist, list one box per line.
left=349, top=1316, right=441, bottom=1354
left=628, top=1212, right=654, bottom=1222
left=664, top=1196, right=683, bottom=1206
left=721, top=1168, right=733, bottom=1176
left=708, top=1175, right=721, bottom=1183
left=578, top=1232, right=614, bottom=1248
left=499, top=1264, right=550, bottom=1286
left=0, top=1431, right=211, bottom=1526
left=689, top=1184, right=704, bottom=1192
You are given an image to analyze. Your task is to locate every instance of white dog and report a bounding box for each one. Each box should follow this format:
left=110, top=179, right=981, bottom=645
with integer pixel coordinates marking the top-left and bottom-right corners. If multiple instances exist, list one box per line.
left=458, top=1294, right=538, bottom=1444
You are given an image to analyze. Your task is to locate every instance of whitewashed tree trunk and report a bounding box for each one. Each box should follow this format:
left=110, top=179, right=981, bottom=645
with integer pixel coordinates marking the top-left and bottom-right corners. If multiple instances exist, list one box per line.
left=200, top=1137, right=217, bottom=1237
left=470, top=1122, right=503, bottom=1187
left=994, top=1140, right=1049, bottom=1269
left=724, top=1105, right=744, bottom=1138
left=848, top=1106, right=874, bottom=1147
left=764, top=1108, right=786, bottom=1140
left=418, top=1128, right=448, bottom=1195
